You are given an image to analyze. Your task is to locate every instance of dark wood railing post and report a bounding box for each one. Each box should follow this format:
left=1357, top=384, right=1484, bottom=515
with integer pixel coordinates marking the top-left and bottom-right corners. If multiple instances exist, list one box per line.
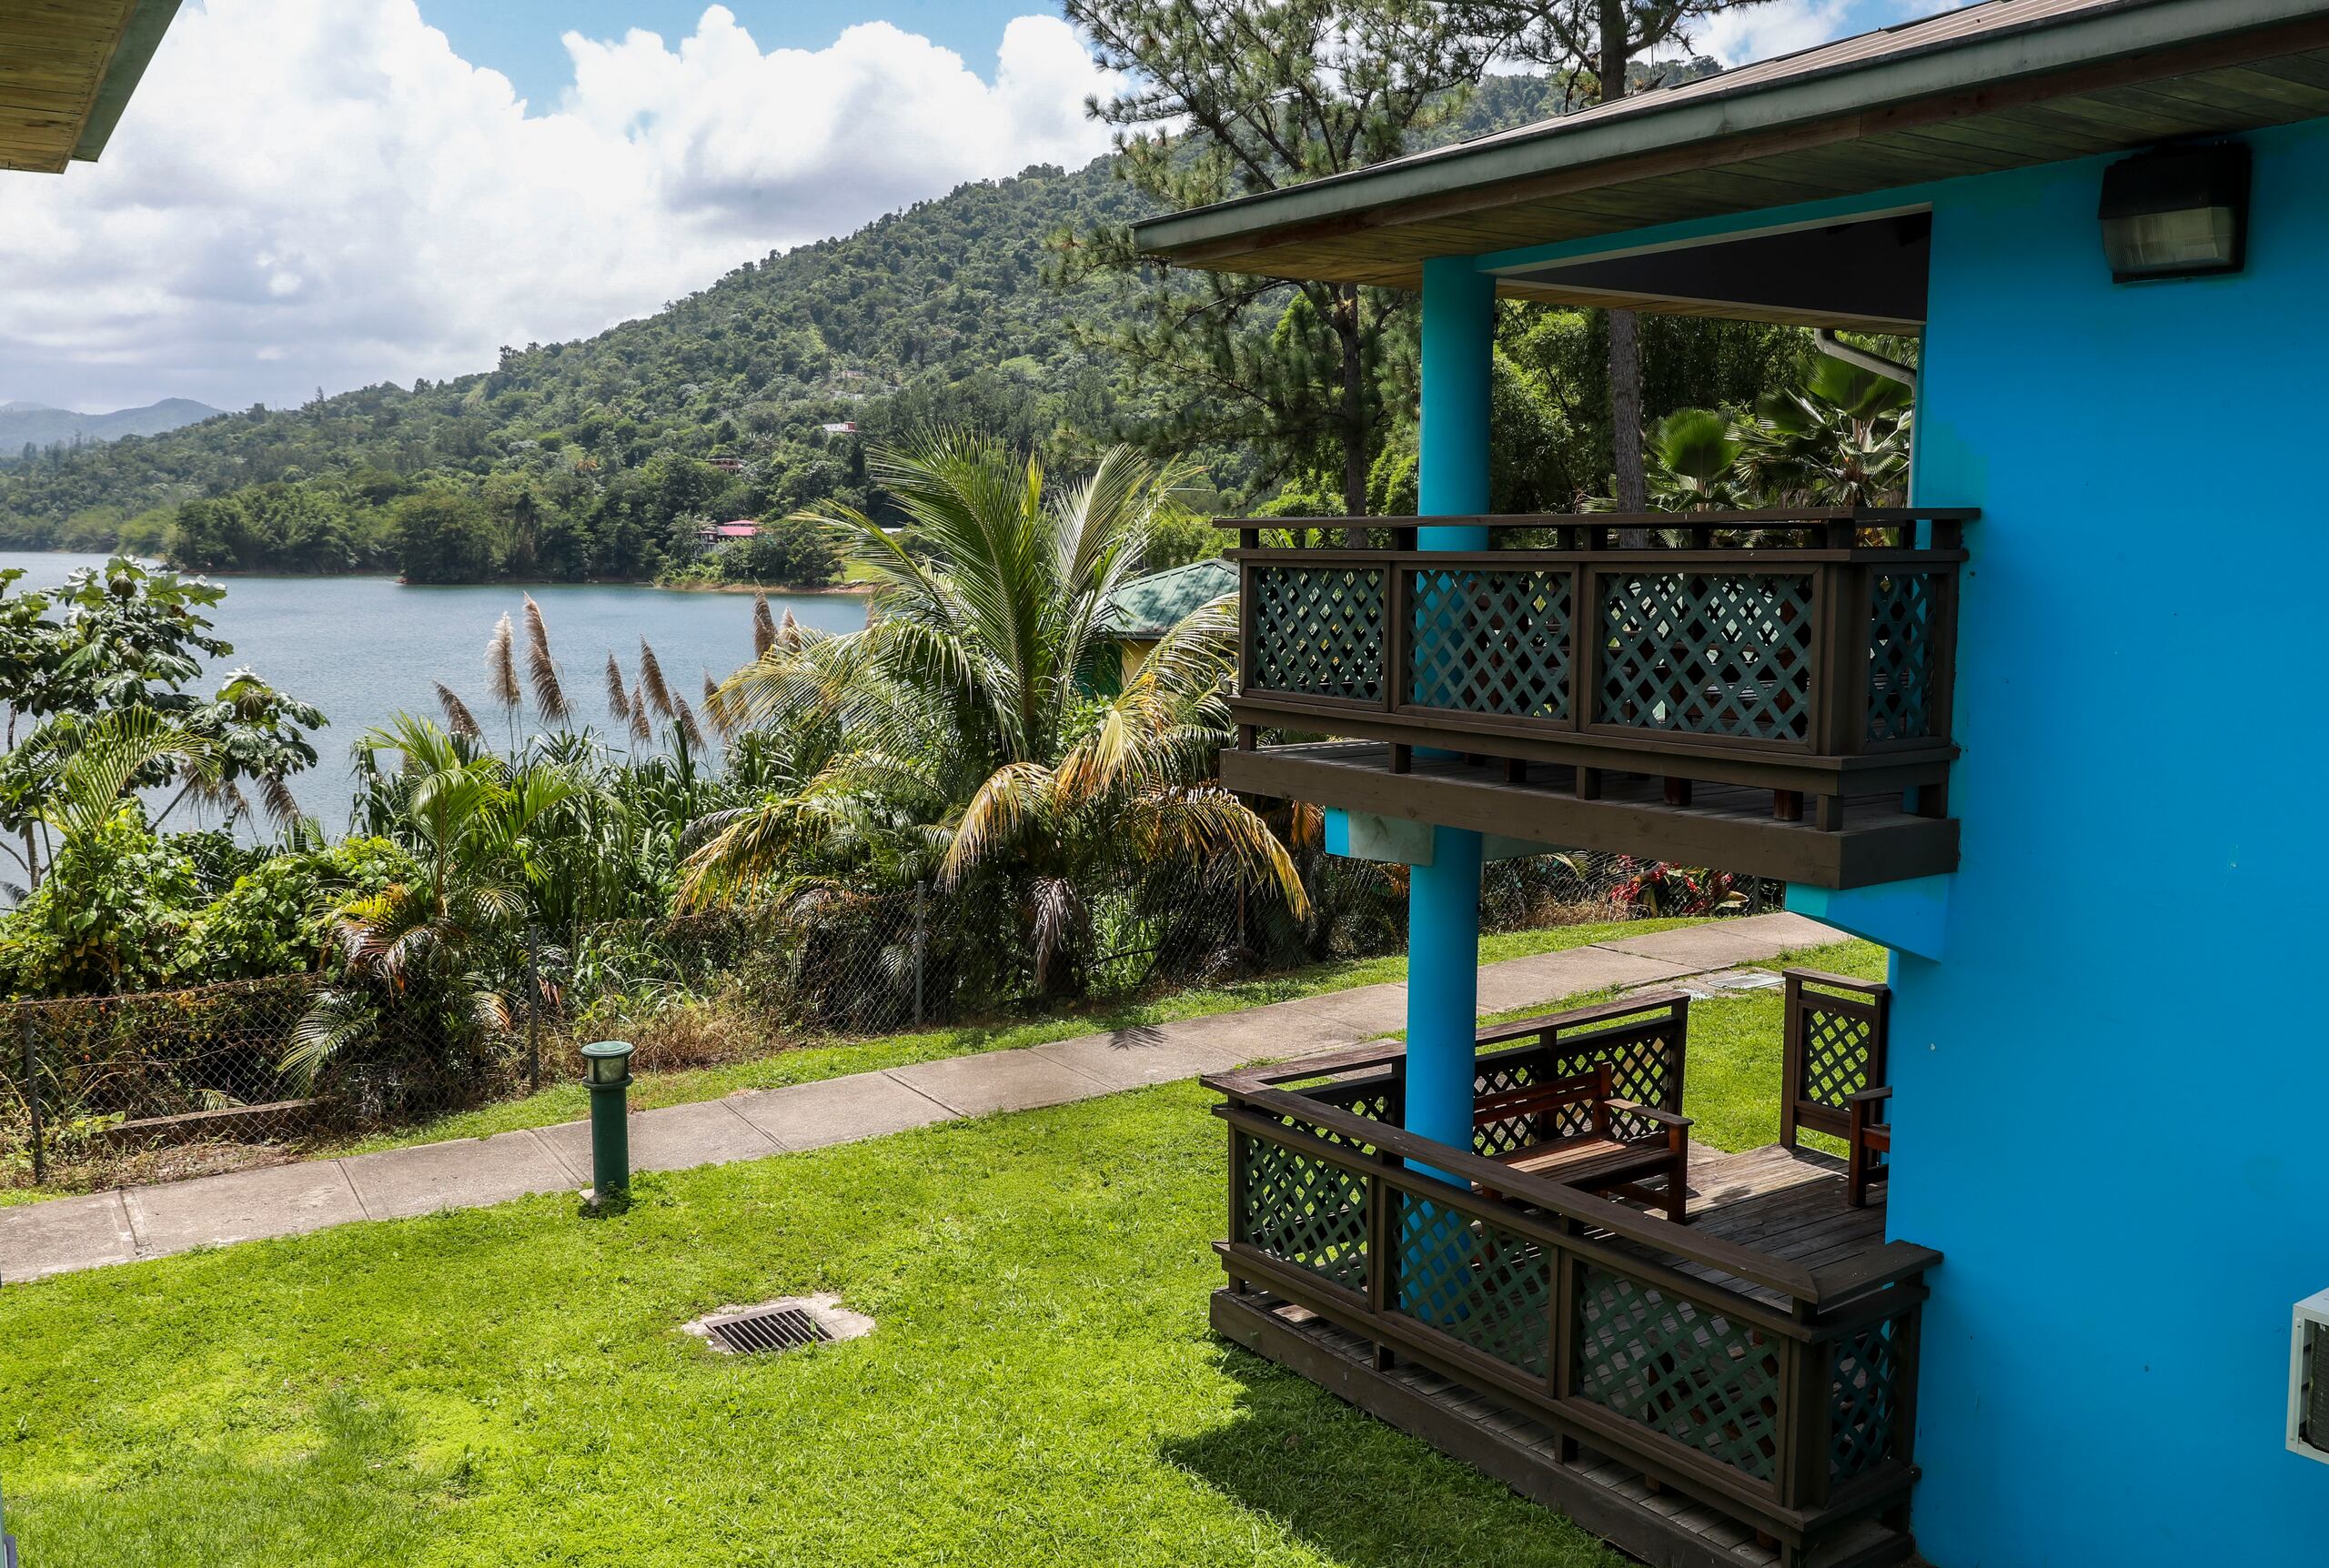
left=1548, top=1221, right=1582, bottom=1462
left=1367, top=1148, right=1399, bottom=1371
left=1779, top=1322, right=1836, bottom=1515
left=1225, top=1122, right=1250, bottom=1295
left=1384, top=557, right=1410, bottom=715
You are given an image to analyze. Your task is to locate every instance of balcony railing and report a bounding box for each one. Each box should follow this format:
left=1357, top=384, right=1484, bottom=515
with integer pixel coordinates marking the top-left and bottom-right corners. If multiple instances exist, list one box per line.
left=1220, top=509, right=1971, bottom=884
left=1208, top=1031, right=1938, bottom=1563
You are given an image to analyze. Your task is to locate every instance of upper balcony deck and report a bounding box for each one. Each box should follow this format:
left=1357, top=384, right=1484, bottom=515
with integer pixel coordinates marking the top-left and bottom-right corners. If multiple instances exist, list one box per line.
left=1221, top=509, right=1972, bottom=890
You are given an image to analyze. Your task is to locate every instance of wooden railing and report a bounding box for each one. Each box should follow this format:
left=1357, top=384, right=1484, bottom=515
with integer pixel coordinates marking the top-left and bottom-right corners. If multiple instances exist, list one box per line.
left=1206, top=1033, right=1936, bottom=1555
left=1225, top=508, right=1971, bottom=828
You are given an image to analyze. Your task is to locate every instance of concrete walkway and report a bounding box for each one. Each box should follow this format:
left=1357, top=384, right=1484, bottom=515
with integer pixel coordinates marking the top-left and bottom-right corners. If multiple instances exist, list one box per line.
left=0, top=911, right=1839, bottom=1283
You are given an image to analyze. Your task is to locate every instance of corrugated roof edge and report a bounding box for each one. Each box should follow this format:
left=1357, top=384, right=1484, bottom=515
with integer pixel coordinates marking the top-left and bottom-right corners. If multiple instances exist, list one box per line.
left=1133, top=0, right=2320, bottom=260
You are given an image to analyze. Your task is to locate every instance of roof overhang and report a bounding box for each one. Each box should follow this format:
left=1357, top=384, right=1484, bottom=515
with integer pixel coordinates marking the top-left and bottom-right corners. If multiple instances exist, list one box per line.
left=1134, top=0, right=2329, bottom=315
left=1, top=0, right=183, bottom=174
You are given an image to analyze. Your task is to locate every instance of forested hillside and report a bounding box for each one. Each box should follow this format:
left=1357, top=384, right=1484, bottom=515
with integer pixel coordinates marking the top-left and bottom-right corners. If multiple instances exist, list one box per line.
left=0, top=73, right=1764, bottom=581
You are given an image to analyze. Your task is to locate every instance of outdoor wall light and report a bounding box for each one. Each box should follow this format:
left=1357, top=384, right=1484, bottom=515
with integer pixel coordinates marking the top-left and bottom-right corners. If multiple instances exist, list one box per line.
left=2099, top=142, right=2251, bottom=283
left=581, top=1039, right=635, bottom=1204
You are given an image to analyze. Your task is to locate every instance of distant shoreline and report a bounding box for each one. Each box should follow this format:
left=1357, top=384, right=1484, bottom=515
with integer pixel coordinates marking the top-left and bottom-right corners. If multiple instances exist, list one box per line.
left=654, top=579, right=873, bottom=597
left=0, top=550, right=871, bottom=595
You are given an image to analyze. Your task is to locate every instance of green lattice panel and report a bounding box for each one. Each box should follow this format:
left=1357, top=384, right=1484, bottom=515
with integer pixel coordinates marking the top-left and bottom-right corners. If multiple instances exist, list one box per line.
left=1407, top=567, right=1572, bottom=720
left=1239, top=1131, right=1369, bottom=1292
left=1470, top=1057, right=1548, bottom=1161
left=1830, top=1316, right=1903, bottom=1481
left=1250, top=564, right=1386, bottom=702
left=1867, top=571, right=1941, bottom=742
left=1545, top=1028, right=1681, bottom=1143
left=1574, top=1266, right=1783, bottom=1482
left=1597, top=571, right=1813, bottom=742
left=1396, top=1191, right=1552, bottom=1377
left=1799, top=1004, right=1875, bottom=1113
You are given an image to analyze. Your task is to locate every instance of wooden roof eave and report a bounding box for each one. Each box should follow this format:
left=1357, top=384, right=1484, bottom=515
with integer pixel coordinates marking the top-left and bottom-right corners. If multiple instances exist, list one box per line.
left=1131, top=0, right=2329, bottom=285
left=0, top=0, right=182, bottom=175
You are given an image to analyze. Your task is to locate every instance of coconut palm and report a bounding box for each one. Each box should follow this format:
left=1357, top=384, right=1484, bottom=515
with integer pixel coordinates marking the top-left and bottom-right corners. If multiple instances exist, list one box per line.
left=681, top=430, right=1304, bottom=994
left=284, top=714, right=578, bottom=1092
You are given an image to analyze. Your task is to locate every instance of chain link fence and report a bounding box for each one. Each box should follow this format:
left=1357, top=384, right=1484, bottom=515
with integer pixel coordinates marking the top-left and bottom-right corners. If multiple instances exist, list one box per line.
left=0, top=849, right=1778, bottom=1195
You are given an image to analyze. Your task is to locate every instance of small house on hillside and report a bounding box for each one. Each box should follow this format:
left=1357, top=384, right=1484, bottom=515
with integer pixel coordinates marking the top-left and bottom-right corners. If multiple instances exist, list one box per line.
left=1094, top=558, right=1235, bottom=690
left=696, top=519, right=761, bottom=549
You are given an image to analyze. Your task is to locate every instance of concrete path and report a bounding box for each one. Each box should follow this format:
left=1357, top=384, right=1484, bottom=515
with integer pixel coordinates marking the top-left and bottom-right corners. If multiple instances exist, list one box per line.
left=0, top=911, right=1838, bottom=1283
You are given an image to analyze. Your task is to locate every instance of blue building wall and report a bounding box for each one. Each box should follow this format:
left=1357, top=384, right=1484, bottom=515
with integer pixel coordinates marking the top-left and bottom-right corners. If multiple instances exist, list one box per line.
left=1876, top=115, right=2329, bottom=1563
left=1446, top=112, right=2329, bottom=1563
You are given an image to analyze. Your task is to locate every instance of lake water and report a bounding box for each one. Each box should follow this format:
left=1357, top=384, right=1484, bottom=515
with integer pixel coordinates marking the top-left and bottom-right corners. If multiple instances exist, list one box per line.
left=0, top=551, right=869, bottom=832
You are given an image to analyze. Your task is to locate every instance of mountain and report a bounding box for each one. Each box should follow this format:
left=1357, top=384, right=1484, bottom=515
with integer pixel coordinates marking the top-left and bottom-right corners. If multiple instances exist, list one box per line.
left=0, top=71, right=1669, bottom=576
left=0, top=397, right=225, bottom=451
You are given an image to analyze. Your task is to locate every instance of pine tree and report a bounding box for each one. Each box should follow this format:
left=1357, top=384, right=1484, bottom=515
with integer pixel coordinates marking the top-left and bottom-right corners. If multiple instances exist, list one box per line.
left=1057, top=0, right=1489, bottom=517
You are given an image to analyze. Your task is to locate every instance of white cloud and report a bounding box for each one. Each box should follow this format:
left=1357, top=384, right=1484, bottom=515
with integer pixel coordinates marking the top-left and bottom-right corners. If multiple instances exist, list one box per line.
left=1692, top=1, right=1862, bottom=67
left=0, top=1, right=1118, bottom=413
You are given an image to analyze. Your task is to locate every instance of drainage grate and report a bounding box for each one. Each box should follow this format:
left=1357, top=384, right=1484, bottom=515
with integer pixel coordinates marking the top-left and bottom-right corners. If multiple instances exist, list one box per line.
left=704, top=1305, right=832, bottom=1356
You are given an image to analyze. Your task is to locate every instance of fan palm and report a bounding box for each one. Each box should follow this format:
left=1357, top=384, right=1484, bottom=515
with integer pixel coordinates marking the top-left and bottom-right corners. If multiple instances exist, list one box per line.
left=681, top=430, right=1303, bottom=993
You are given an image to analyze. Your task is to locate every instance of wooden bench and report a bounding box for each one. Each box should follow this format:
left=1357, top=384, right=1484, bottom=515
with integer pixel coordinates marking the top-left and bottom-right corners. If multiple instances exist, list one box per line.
left=1471, top=993, right=1694, bottom=1221
left=1780, top=968, right=1891, bottom=1207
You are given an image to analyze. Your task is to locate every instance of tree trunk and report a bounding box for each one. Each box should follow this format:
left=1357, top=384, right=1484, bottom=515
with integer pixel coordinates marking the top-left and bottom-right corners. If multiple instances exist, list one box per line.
left=1335, top=283, right=1369, bottom=521
left=1610, top=307, right=1646, bottom=513
left=1599, top=0, right=1648, bottom=538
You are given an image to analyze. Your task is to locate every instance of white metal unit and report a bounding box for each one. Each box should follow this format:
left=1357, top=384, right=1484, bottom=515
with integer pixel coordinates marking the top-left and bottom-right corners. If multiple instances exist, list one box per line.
left=2290, top=1289, right=2329, bottom=1464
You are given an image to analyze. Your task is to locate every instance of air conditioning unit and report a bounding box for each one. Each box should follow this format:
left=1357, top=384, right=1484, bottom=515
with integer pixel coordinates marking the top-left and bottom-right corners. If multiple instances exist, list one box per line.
left=2292, top=1290, right=2329, bottom=1464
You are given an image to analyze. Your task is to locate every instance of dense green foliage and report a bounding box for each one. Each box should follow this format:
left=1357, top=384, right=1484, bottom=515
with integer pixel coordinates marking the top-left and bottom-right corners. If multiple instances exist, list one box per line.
left=658, top=519, right=842, bottom=589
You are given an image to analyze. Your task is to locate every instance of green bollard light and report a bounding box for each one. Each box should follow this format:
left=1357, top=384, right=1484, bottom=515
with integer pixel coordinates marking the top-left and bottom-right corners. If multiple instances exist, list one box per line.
left=581, top=1040, right=635, bottom=1205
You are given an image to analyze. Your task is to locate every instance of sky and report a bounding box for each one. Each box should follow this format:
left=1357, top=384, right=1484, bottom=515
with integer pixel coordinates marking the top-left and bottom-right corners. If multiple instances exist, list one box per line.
left=0, top=0, right=1954, bottom=416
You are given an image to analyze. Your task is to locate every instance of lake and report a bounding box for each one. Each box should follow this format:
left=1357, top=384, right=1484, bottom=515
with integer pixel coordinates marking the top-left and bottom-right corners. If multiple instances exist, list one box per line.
left=0, top=552, right=870, bottom=832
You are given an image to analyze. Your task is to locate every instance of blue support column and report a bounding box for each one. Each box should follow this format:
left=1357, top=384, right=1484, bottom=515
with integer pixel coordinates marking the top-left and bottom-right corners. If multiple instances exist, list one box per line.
left=1405, top=256, right=1493, bottom=1165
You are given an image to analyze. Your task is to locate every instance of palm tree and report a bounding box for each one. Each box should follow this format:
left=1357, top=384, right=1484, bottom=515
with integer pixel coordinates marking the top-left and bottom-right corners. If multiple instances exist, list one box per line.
left=681, top=430, right=1304, bottom=995
left=1735, top=356, right=1912, bottom=507
left=285, top=715, right=577, bottom=1093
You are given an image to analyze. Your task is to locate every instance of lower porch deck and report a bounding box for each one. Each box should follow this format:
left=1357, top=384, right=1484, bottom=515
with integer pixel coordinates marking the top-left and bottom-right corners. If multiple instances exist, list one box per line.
left=1218, top=1146, right=1909, bottom=1568
left=1208, top=1035, right=1934, bottom=1568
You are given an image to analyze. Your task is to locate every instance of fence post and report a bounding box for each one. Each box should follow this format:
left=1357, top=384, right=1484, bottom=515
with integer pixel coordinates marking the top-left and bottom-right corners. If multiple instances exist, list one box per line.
left=524, top=927, right=542, bottom=1094
left=911, top=881, right=929, bottom=1029
left=18, top=1011, right=41, bottom=1187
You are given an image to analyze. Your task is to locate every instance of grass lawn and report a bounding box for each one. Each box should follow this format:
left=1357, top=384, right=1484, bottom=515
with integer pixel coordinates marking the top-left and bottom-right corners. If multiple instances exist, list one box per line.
left=0, top=936, right=1872, bottom=1556
left=0, top=936, right=1880, bottom=1566
left=3, top=1082, right=1628, bottom=1568
left=323, top=916, right=1703, bottom=1156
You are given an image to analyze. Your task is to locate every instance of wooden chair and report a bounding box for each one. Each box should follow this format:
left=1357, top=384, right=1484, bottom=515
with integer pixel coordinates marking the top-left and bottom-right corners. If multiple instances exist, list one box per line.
left=1780, top=969, right=1891, bottom=1207
left=1471, top=993, right=1694, bottom=1221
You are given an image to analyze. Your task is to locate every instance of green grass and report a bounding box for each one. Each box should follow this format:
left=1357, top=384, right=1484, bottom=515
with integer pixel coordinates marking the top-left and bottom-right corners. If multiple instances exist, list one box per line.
left=0, top=1083, right=1631, bottom=1568
left=322, top=917, right=1700, bottom=1156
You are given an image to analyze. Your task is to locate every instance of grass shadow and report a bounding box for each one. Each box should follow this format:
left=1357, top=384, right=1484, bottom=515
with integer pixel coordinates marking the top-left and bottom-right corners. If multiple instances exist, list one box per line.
left=1162, top=1343, right=1625, bottom=1568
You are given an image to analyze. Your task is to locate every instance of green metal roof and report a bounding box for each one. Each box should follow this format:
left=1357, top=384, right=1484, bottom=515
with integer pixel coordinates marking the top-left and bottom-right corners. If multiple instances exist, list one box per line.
left=1133, top=0, right=2329, bottom=286
left=1102, top=558, right=1238, bottom=639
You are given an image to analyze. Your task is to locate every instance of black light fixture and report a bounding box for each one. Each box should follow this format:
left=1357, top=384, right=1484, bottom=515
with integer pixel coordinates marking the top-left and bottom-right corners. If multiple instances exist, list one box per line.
left=2099, top=142, right=2251, bottom=283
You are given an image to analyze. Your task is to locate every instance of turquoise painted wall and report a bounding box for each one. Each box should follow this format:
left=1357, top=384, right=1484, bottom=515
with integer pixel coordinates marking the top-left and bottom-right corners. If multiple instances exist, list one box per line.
left=1877, top=117, right=2329, bottom=1563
